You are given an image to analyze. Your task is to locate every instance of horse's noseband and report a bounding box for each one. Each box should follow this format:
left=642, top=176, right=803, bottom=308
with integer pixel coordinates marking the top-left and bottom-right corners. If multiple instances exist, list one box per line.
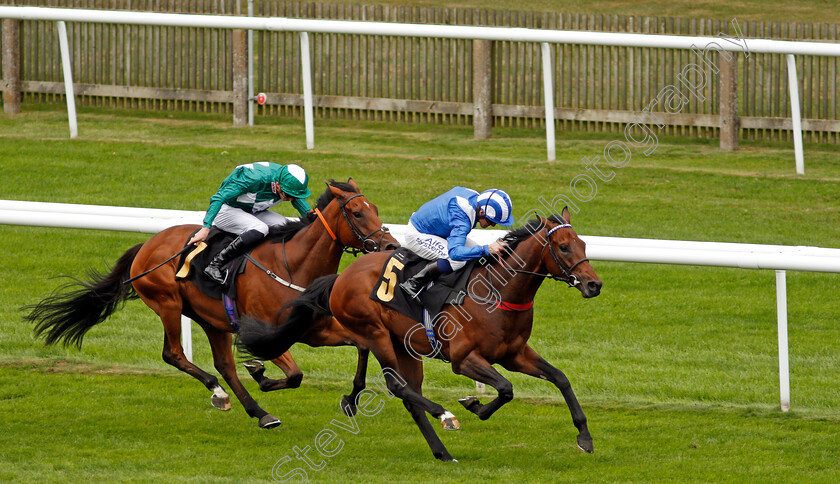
left=544, top=223, right=588, bottom=288
left=338, top=193, right=390, bottom=256
left=493, top=221, right=588, bottom=288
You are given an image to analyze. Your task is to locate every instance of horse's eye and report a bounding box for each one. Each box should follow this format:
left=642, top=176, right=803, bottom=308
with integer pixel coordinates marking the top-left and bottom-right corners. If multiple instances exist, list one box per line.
left=559, top=244, right=569, bottom=252
left=353, top=211, right=362, bottom=218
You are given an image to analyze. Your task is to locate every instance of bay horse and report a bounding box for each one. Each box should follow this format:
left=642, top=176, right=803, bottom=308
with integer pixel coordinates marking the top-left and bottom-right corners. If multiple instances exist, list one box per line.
left=237, top=208, right=601, bottom=460
left=23, top=179, right=399, bottom=429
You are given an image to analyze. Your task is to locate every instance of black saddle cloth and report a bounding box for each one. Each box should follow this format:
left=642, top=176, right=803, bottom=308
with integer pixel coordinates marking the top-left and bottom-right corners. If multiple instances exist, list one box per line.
left=369, top=248, right=474, bottom=324
left=176, top=228, right=248, bottom=300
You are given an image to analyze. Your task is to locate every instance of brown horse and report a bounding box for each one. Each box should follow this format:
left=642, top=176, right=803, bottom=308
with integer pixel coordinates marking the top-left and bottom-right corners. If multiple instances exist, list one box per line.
left=24, top=179, right=399, bottom=428
left=237, top=208, right=602, bottom=460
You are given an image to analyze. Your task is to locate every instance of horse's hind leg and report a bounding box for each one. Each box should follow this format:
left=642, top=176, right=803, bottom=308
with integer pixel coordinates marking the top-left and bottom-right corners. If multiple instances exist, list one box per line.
left=244, top=351, right=304, bottom=392
left=501, top=344, right=593, bottom=453
left=203, top=325, right=281, bottom=429
left=453, top=350, right=515, bottom=421
left=158, top=309, right=232, bottom=411
left=340, top=348, right=369, bottom=417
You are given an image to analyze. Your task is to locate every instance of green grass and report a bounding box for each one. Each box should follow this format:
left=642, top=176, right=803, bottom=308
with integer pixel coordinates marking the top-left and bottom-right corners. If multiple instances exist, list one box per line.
left=323, top=0, right=840, bottom=24
left=1, top=106, right=839, bottom=482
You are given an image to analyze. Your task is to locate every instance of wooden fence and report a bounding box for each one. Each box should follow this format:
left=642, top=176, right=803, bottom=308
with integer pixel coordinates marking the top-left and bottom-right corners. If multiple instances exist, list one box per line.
left=2, top=0, right=840, bottom=143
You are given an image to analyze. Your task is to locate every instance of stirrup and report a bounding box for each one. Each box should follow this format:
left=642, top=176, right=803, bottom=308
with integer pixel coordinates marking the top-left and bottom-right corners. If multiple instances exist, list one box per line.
left=399, top=279, right=426, bottom=299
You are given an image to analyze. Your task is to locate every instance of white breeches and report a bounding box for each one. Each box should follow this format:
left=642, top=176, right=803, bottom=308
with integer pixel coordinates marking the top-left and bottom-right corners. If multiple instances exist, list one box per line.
left=403, top=222, right=478, bottom=271
left=212, top=205, right=289, bottom=236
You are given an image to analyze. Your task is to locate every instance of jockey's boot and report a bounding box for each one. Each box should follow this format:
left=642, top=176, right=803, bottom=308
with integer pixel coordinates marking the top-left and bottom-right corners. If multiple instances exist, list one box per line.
left=204, top=230, right=262, bottom=285
left=399, top=260, right=442, bottom=299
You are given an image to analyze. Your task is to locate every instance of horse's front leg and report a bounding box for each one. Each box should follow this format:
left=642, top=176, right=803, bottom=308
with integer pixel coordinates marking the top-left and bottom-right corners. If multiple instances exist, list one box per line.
left=501, top=344, right=593, bottom=453
left=205, top=327, right=281, bottom=429
left=452, top=350, right=514, bottom=421
left=243, top=351, right=304, bottom=392
left=365, top=335, right=456, bottom=461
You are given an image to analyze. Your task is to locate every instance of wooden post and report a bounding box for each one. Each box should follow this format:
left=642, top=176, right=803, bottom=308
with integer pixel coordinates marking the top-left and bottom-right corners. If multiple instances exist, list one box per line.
left=473, top=39, right=492, bottom=139
left=719, top=52, right=739, bottom=151
left=2, top=19, right=21, bottom=114
left=232, top=29, right=247, bottom=127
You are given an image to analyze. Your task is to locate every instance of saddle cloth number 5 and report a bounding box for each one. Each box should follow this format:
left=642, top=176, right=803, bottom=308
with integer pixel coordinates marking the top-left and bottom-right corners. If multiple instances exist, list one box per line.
left=376, top=258, right=406, bottom=302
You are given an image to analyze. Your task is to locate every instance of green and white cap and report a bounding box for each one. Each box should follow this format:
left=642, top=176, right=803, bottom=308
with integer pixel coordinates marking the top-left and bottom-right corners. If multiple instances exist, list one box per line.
left=279, top=164, right=310, bottom=198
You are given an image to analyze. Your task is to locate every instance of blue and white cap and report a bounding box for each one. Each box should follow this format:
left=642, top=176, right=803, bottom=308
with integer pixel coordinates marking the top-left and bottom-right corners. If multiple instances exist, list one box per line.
left=477, top=189, right=514, bottom=226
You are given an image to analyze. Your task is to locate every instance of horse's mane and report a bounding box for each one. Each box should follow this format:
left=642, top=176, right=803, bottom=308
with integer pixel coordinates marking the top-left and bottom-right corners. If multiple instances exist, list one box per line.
left=268, top=179, right=359, bottom=243
left=499, top=214, right=569, bottom=251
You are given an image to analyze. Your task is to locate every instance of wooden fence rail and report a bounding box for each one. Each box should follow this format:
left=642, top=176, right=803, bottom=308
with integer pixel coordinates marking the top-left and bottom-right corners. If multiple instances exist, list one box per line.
left=2, top=0, right=840, bottom=143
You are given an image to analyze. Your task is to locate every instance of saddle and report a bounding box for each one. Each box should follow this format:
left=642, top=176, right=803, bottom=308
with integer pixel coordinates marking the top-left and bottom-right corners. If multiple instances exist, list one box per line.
left=369, top=248, right=474, bottom=325
left=175, top=228, right=249, bottom=302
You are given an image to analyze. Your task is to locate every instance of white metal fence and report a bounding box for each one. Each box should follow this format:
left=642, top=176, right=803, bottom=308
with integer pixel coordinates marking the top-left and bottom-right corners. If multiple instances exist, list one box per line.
left=4, top=6, right=840, bottom=173
left=3, top=199, right=839, bottom=411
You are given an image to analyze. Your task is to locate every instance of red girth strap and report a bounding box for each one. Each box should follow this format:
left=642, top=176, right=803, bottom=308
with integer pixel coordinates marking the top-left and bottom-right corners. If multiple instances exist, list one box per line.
left=495, top=300, right=534, bottom=312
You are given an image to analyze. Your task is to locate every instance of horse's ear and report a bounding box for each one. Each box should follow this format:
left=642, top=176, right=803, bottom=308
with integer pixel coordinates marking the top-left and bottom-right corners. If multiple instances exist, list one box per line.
left=561, top=206, right=571, bottom=224
left=346, top=177, right=360, bottom=193
left=328, top=183, right=348, bottom=201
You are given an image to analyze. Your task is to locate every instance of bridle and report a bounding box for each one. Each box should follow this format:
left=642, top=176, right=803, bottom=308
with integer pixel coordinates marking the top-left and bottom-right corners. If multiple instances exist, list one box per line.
left=542, top=223, right=589, bottom=287
left=495, top=220, right=588, bottom=288
left=315, top=193, right=391, bottom=256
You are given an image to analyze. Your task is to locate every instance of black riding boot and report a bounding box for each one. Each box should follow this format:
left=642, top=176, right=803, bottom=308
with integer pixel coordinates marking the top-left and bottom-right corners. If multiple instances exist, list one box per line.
left=204, top=230, right=262, bottom=285
left=399, top=260, right=443, bottom=299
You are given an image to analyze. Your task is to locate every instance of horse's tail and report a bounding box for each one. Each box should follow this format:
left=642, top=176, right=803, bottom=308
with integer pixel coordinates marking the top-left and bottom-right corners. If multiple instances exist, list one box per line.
left=23, top=243, right=144, bottom=348
left=237, top=274, right=338, bottom=361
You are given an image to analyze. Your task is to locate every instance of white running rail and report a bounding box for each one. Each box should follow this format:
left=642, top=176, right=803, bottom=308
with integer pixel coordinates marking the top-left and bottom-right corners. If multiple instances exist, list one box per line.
left=4, top=200, right=840, bottom=411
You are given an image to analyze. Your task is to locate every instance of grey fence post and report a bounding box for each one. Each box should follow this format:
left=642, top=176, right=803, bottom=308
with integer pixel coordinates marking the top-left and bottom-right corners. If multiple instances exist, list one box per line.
left=719, top=52, right=739, bottom=152
left=473, top=39, right=492, bottom=139
left=2, top=19, right=21, bottom=114
left=232, top=29, right=248, bottom=127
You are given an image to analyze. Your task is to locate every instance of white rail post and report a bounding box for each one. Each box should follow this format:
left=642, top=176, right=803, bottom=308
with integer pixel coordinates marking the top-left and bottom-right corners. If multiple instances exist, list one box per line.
left=785, top=54, right=804, bottom=175
left=541, top=42, right=556, bottom=162
left=775, top=270, right=790, bottom=412
left=181, top=315, right=193, bottom=362
left=299, top=31, right=314, bottom=149
left=56, top=21, right=77, bottom=138
left=247, top=0, right=254, bottom=127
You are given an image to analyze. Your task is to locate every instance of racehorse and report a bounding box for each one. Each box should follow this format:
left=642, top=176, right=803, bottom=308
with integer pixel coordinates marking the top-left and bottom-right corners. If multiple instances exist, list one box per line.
left=23, top=179, right=399, bottom=429
left=237, top=208, right=602, bottom=460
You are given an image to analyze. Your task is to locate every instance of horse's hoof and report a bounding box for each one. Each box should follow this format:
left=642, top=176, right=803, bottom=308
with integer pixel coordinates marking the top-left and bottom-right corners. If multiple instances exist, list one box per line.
left=435, top=451, right=458, bottom=462
left=211, top=394, right=231, bottom=411
left=458, top=395, right=481, bottom=414
left=440, top=411, right=461, bottom=431
left=259, top=414, right=282, bottom=429
left=243, top=359, right=265, bottom=376
left=340, top=395, right=358, bottom=417
left=576, top=435, right=594, bottom=454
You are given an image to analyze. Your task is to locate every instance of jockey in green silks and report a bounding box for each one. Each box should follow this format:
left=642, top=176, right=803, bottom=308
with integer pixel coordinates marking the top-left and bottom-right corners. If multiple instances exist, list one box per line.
left=188, top=162, right=311, bottom=284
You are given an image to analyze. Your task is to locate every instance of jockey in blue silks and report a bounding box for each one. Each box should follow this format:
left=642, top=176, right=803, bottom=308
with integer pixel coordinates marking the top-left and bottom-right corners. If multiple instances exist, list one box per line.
left=399, top=187, right=514, bottom=298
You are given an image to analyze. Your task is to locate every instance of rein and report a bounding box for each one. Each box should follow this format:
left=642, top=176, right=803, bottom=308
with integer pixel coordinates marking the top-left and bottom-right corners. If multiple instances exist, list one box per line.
left=480, top=222, right=587, bottom=311
left=315, top=193, right=391, bottom=256
left=544, top=224, right=589, bottom=288
left=494, top=223, right=587, bottom=288
left=245, top=192, right=389, bottom=292
left=126, top=190, right=388, bottom=287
